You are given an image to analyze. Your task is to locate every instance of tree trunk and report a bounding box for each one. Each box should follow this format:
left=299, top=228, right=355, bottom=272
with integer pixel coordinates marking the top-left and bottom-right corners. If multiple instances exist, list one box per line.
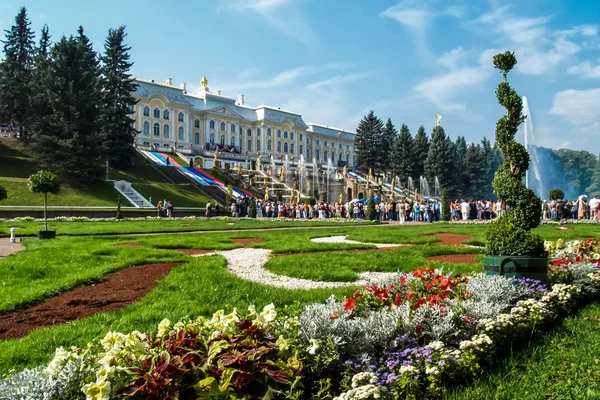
left=44, top=192, right=48, bottom=231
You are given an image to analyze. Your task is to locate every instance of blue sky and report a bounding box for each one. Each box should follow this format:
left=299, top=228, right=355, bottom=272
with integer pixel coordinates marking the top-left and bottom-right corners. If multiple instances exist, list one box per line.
left=1, top=0, right=599, bottom=154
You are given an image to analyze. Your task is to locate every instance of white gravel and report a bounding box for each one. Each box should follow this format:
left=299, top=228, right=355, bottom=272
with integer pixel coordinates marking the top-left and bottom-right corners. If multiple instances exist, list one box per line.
left=192, top=236, right=400, bottom=290
left=310, top=235, right=407, bottom=248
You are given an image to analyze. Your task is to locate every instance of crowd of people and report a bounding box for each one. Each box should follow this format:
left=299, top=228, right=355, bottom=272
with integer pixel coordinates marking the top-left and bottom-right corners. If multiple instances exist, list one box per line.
left=542, top=195, right=600, bottom=221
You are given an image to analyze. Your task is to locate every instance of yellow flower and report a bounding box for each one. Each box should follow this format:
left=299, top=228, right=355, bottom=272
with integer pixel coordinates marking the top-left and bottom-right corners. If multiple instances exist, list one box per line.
left=157, top=318, right=171, bottom=337
left=276, top=335, right=289, bottom=351
left=82, top=379, right=111, bottom=400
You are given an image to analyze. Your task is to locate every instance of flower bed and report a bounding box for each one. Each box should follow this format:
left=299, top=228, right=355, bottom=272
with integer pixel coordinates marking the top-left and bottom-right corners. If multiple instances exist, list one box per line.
left=2, top=240, right=600, bottom=399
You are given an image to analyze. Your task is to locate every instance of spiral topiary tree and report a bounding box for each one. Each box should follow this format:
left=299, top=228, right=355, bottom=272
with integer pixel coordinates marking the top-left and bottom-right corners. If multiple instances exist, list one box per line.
left=486, top=52, right=545, bottom=257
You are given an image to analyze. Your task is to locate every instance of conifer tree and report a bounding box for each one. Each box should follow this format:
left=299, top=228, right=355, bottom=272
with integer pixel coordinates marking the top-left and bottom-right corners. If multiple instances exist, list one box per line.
left=30, top=28, right=104, bottom=186
left=586, top=157, right=600, bottom=196
left=100, top=26, right=138, bottom=169
left=381, top=118, right=397, bottom=172
left=425, top=126, right=454, bottom=194
left=464, top=143, right=487, bottom=199
left=413, top=126, right=429, bottom=180
left=29, top=24, right=51, bottom=145
left=390, top=124, right=415, bottom=186
left=453, top=136, right=468, bottom=197
left=0, top=7, right=35, bottom=140
left=354, top=111, right=384, bottom=174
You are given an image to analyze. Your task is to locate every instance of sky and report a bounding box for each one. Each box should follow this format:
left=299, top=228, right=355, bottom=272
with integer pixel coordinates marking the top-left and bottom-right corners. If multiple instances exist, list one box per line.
left=1, top=0, right=599, bottom=154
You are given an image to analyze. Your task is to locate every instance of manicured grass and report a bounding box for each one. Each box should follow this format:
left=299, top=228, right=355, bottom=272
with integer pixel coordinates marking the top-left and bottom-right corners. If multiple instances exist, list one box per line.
left=132, top=182, right=210, bottom=207
left=449, top=301, right=600, bottom=399
left=265, top=245, right=484, bottom=282
left=0, top=139, right=38, bottom=178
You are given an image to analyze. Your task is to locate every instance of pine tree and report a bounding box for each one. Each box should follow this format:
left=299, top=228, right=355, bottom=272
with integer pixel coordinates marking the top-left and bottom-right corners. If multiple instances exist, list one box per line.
left=0, top=7, right=35, bottom=140
left=29, top=24, right=51, bottom=145
left=441, top=188, right=450, bottom=221
left=100, top=26, right=138, bottom=169
left=480, top=137, right=496, bottom=199
left=425, top=126, right=454, bottom=195
left=413, top=126, right=429, bottom=180
left=464, top=143, right=487, bottom=199
left=381, top=118, right=397, bottom=172
left=586, top=156, right=600, bottom=196
left=390, top=124, right=415, bottom=187
left=354, top=111, right=384, bottom=174
left=453, top=136, right=468, bottom=197
left=30, top=28, right=104, bottom=186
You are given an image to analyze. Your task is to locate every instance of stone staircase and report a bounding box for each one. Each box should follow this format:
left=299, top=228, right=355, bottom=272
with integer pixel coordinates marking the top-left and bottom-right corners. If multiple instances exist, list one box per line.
left=113, top=181, right=153, bottom=207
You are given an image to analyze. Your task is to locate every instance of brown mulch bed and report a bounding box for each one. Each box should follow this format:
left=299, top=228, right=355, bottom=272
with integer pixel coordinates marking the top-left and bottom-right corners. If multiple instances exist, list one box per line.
left=0, top=263, right=179, bottom=340
left=231, top=238, right=264, bottom=247
left=432, top=233, right=473, bottom=246
left=427, top=254, right=479, bottom=264
left=177, top=249, right=214, bottom=256
left=116, top=242, right=141, bottom=247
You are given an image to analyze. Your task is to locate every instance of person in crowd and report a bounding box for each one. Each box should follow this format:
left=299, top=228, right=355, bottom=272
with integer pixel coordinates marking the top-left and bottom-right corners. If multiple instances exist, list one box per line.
left=205, top=201, right=211, bottom=218
left=460, top=200, right=469, bottom=221
left=163, top=199, right=170, bottom=217
left=167, top=201, right=173, bottom=217
left=577, top=196, right=587, bottom=220
left=231, top=202, right=237, bottom=217
left=542, top=200, right=549, bottom=220
left=156, top=200, right=163, bottom=217
left=590, top=195, right=600, bottom=220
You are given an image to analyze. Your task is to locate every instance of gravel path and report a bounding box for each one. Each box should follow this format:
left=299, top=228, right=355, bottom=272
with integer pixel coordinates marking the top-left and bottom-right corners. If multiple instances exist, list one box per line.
left=310, top=235, right=409, bottom=248
left=0, top=238, right=24, bottom=258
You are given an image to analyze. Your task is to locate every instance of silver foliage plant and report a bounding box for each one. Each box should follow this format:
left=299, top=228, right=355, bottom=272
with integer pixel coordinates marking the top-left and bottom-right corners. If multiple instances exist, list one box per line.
left=0, top=359, right=90, bottom=400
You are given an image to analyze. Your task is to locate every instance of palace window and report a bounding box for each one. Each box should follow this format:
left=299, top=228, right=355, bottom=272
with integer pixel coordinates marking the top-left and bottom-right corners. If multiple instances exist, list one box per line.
left=353, top=156, right=357, bottom=165
left=163, top=110, right=170, bottom=120
left=163, top=124, right=170, bottom=138
left=332, top=152, right=335, bottom=162
left=143, top=122, right=150, bottom=135
left=324, top=141, right=328, bottom=147
left=316, top=140, right=320, bottom=146
left=247, top=128, right=252, bottom=137
left=178, top=112, right=184, bottom=122
left=284, top=143, right=288, bottom=153
left=247, top=140, right=252, bottom=151
left=257, top=139, right=261, bottom=151
left=346, top=153, right=350, bottom=163
left=339, top=143, right=342, bottom=149
left=299, top=133, right=303, bottom=142
left=194, top=119, right=200, bottom=128
left=306, top=136, right=309, bottom=144
left=231, top=124, right=236, bottom=133
left=331, top=142, right=335, bottom=148
left=277, top=129, right=281, bottom=138
left=210, top=120, right=215, bottom=129
left=257, top=128, right=261, bottom=136
left=194, top=132, right=200, bottom=144
left=277, top=142, right=281, bottom=152
left=324, top=151, right=328, bottom=161
left=230, top=136, right=236, bottom=146
left=267, top=140, right=272, bottom=151
left=153, top=108, right=160, bottom=118
left=178, top=126, right=184, bottom=140
left=143, top=141, right=150, bottom=146
left=290, top=132, right=294, bottom=140
left=306, top=148, right=310, bottom=158
left=143, top=106, right=150, bottom=116
left=220, top=135, right=225, bottom=145
left=284, top=131, right=288, bottom=139
left=267, top=128, right=272, bottom=136
left=316, top=149, right=320, bottom=161
left=290, top=143, right=294, bottom=154
left=210, top=133, right=215, bottom=144
left=220, top=122, right=226, bottom=131
left=299, top=144, right=303, bottom=154
left=153, top=123, right=160, bottom=136
left=346, top=144, right=350, bottom=150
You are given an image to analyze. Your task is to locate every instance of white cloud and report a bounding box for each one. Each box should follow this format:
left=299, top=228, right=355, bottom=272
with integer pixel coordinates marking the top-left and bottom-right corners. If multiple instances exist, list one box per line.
left=380, top=1, right=434, bottom=60
left=437, top=47, right=469, bottom=69
left=222, top=0, right=318, bottom=50
left=568, top=60, right=600, bottom=78
left=549, top=88, right=600, bottom=151
left=445, top=5, right=468, bottom=19
left=306, top=73, right=371, bottom=91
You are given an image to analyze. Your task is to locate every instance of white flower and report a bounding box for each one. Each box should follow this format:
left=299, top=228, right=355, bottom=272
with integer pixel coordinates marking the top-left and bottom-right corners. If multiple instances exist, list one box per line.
left=44, top=346, right=72, bottom=377
left=82, top=379, right=111, bottom=400
left=276, top=335, right=289, bottom=351
left=307, top=339, right=320, bottom=355
left=100, top=331, right=125, bottom=352
left=157, top=318, right=171, bottom=337
left=428, top=341, right=445, bottom=351
left=399, top=365, right=418, bottom=375
left=425, top=366, right=440, bottom=375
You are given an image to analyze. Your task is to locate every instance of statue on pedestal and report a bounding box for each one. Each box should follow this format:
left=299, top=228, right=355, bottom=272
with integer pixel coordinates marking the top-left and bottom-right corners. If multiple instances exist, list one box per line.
left=339, top=192, right=343, bottom=204
left=236, top=163, right=242, bottom=175
left=280, top=165, right=286, bottom=181
left=256, top=154, right=262, bottom=171
left=342, top=165, right=347, bottom=176
left=213, top=149, right=220, bottom=168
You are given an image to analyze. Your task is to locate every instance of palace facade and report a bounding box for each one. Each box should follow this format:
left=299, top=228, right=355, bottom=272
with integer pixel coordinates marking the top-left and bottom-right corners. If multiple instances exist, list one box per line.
left=132, top=77, right=356, bottom=168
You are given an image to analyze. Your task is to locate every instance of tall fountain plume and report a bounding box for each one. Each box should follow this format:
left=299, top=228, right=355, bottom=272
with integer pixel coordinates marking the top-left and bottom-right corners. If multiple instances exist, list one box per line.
left=408, top=177, right=414, bottom=194
left=312, top=157, right=318, bottom=196
left=420, top=176, right=430, bottom=197
left=298, top=154, right=305, bottom=195
left=326, top=157, right=333, bottom=202
left=284, top=155, right=290, bottom=186
left=522, top=96, right=544, bottom=198
left=434, top=177, right=441, bottom=198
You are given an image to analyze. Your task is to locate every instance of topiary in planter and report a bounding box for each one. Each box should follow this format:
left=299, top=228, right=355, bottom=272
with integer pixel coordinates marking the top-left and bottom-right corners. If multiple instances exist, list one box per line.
left=486, top=52, right=544, bottom=258
left=366, top=193, right=376, bottom=221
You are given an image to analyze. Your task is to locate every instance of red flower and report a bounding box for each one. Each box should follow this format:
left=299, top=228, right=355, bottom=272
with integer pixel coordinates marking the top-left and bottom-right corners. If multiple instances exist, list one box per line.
left=406, top=288, right=413, bottom=301
left=344, top=297, right=356, bottom=311
left=461, top=315, right=473, bottom=324
left=400, top=275, right=407, bottom=286
left=394, top=292, right=403, bottom=305
left=416, top=324, right=423, bottom=334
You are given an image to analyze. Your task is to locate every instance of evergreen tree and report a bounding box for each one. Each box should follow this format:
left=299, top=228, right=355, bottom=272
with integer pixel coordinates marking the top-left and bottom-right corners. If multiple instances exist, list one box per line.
left=453, top=136, right=468, bottom=197
left=29, top=24, right=51, bottom=145
left=425, top=126, right=454, bottom=195
left=381, top=118, right=397, bottom=172
left=586, top=157, right=600, bottom=196
left=441, top=188, right=450, bottom=221
left=0, top=7, right=35, bottom=140
left=30, top=28, right=104, bottom=186
left=480, top=137, right=496, bottom=199
left=100, top=26, right=138, bottom=169
left=463, top=143, right=487, bottom=198
left=366, top=193, right=376, bottom=220
left=413, top=126, right=429, bottom=180
left=390, top=124, right=415, bottom=187
left=354, top=111, right=384, bottom=174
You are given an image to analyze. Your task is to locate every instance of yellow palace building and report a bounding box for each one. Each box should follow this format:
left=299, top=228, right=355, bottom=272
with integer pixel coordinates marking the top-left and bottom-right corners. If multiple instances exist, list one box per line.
left=132, top=76, right=357, bottom=169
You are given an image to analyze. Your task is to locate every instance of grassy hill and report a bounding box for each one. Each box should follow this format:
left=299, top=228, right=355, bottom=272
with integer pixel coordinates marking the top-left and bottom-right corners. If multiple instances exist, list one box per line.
left=0, top=138, right=210, bottom=208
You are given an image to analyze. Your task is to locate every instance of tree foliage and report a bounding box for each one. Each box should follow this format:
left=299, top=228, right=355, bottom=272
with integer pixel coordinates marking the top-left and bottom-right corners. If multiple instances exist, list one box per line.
left=28, top=170, right=60, bottom=231
left=441, top=188, right=450, bottom=221
left=366, top=193, right=376, bottom=221
left=381, top=118, right=397, bottom=172
left=463, top=143, right=487, bottom=199
left=0, top=184, right=6, bottom=202
left=425, top=126, right=455, bottom=195
left=548, top=188, right=565, bottom=201
left=354, top=111, right=384, bottom=174
left=100, top=26, right=138, bottom=169
left=486, top=51, right=544, bottom=257
left=413, top=126, right=429, bottom=180
left=248, top=199, right=257, bottom=218
left=389, top=124, right=415, bottom=187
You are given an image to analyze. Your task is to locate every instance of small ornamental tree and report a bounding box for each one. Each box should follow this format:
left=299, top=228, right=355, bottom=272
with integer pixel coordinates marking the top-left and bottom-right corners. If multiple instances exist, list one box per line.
left=0, top=184, right=6, bottom=202
left=116, top=195, right=123, bottom=220
left=28, top=170, right=60, bottom=231
left=441, top=189, right=450, bottom=221
left=366, top=193, right=376, bottom=221
left=548, top=188, right=565, bottom=201
left=486, top=52, right=544, bottom=257
left=248, top=199, right=257, bottom=218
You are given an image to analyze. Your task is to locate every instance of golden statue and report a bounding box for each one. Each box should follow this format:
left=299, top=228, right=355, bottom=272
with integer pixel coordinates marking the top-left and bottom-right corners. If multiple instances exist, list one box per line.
left=213, top=149, right=219, bottom=167
left=280, top=165, right=286, bottom=181
left=249, top=176, right=254, bottom=186
left=256, top=154, right=262, bottom=170
left=339, top=192, right=343, bottom=204
left=342, top=165, right=347, bottom=176
left=263, top=177, right=268, bottom=189
left=290, top=190, right=296, bottom=205
left=264, top=189, right=270, bottom=201
left=226, top=185, right=233, bottom=204
left=436, top=113, right=442, bottom=127
left=236, top=163, right=242, bottom=175
left=296, top=190, right=301, bottom=204
left=369, top=168, right=372, bottom=178
left=200, top=76, right=209, bottom=91
left=291, top=155, right=294, bottom=161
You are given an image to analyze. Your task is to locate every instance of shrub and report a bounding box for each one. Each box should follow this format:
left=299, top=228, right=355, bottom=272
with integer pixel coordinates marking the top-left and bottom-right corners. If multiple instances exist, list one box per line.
left=366, top=193, right=376, bottom=221
left=248, top=198, right=257, bottom=218
left=116, top=195, right=123, bottom=220
left=486, top=52, right=544, bottom=257
left=441, top=189, right=450, bottom=221
left=28, top=170, right=61, bottom=232
left=0, top=184, right=6, bottom=202
left=548, top=188, right=564, bottom=201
